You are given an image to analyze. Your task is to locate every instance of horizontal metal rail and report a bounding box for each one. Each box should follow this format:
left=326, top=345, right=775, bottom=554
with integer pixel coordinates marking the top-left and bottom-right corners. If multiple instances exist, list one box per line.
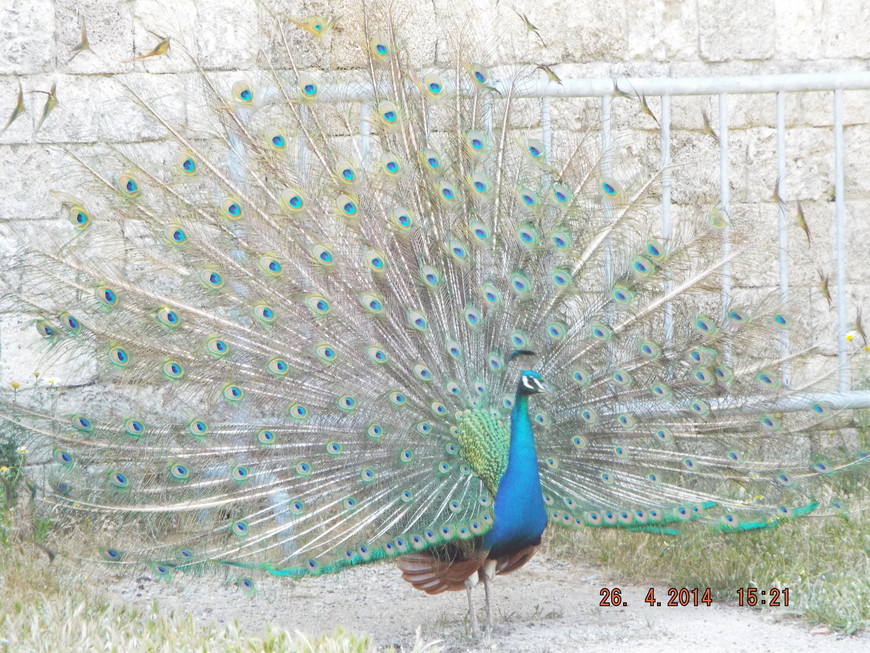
left=316, top=71, right=870, bottom=101
left=520, top=71, right=870, bottom=97
left=617, top=391, right=870, bottom=418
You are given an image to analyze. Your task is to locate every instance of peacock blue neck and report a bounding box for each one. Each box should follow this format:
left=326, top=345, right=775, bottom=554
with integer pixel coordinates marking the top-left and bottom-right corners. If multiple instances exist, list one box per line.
left=482, top=393, right=548, bottom=558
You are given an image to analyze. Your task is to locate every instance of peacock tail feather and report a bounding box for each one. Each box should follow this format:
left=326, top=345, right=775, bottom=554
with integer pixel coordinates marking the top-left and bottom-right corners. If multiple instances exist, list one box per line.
left=0, top=1, right=867, bottom=601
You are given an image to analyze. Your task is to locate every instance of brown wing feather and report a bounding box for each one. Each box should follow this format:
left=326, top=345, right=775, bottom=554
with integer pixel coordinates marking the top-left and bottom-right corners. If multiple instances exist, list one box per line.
left=398, top=552, right=487, bottom=594
left=398, top=542, right=539, bottom=594
left=493, top=544, right=539, bottom=576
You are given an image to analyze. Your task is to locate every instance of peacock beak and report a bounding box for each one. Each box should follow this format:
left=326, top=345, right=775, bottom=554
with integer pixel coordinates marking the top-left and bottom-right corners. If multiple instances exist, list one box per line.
left=538, top=381, right=553, bottom=394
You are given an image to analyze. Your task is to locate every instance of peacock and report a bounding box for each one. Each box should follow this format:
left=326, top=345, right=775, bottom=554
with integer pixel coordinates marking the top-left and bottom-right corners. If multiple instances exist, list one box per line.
left=0, top=2, right=868, bottom=640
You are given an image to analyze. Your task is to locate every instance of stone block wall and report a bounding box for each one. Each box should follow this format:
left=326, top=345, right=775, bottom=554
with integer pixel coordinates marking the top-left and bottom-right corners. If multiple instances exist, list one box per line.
left=0, top=0, right=868, bottom=390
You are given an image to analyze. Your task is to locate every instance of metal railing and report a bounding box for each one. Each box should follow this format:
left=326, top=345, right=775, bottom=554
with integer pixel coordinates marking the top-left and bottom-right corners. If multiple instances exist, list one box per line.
left=542, top=72, right=870, bottom=411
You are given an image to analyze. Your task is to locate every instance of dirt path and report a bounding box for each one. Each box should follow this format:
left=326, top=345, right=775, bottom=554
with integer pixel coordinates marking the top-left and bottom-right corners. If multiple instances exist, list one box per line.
left=104, top=555, right=867, bottom=652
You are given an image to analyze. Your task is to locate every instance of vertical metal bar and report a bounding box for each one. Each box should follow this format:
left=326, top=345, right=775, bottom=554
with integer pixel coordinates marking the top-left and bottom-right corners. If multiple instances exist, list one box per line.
left=660, top=94, right=673, bottom=345
left=226, top=134, right=245, bottom=188
left=600, top=94, right=615, bottom=374
left=227, top=95, right=249, bottom=189
left=776, top=91, right=791, bottom=384
left=834, top=89, right=848, bottom=391
left=482, top=97, right=494, bottom=213
left=600, top=96, right=613, bottom=289
left=298, top=105, right=309, bottom=181
left=359, top=104, right=372, bottom=163
left=660, top=95, right=672, bottom=238
left=541, top=97, right=552, bottom=165
left=719, top=93, right=731, bottom=364
left=482, top=96, right=492, bottom=134
left=600, top=96, right=612, bottom=173
left=227, top=109, right=250, bottom=286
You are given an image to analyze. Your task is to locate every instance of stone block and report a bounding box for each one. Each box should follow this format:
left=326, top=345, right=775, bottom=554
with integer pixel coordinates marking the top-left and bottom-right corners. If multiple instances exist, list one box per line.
left=0, top=313, right=97, bottom=390
left=0, top=0, right=55, bottom=73
left=55, top=0, right=135, bottom=74
left=128, top=0, right=198, bottom=73
left=626, top=0, right=698, bottom=62
left=0, top=78, right=31, bottom=144
left=699, top=0, right=775, bottom=63
left=820, top=0, right=870, bottom=59
left=773, top=0, right=825, bottom=61
left=0, top=145, right=60, bottom=222
left=843, top=124, right=870, bottom=197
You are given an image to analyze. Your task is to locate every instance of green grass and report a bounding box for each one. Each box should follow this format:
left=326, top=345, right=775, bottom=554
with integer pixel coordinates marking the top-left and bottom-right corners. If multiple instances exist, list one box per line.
left=545, top=505, right=869, bottom=633
left=0, top=537, right=440, bottom=653
left=0, top=592, right=379, bottom=653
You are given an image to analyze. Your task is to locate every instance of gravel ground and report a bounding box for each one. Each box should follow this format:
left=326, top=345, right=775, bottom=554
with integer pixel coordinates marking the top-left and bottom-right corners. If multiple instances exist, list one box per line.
left=102, top=554, right=868, bottom=652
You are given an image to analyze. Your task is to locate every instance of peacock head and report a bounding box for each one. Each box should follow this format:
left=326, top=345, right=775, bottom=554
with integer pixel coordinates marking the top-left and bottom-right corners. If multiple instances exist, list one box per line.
left=518, top=370, right=551, bottom=396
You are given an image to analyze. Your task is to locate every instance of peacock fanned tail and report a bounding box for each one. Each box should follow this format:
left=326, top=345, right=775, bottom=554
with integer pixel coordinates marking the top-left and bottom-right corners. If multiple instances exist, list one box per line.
left=0, top=2, right=866, bottom=602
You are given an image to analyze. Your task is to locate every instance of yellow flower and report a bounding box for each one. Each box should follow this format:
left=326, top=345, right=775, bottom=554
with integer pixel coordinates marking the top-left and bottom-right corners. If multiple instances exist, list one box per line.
left=16, top=447, right=27, bottom=455
left=10, top=381, right=20, bottom=390
left=0, top=466, right=9, bottom=474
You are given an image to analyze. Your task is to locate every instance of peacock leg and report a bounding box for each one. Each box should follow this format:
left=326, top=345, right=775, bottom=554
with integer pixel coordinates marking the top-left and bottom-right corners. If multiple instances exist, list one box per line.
left=481, top=559, right=497, bottom=638
left=464, top=575, right=480, bottom=639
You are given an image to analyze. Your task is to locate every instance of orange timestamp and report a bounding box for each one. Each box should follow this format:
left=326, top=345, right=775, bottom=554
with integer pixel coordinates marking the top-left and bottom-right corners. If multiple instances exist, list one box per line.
left=599, top=587, right=791, bottom=607
left=599, top=587, right=713, bottom=607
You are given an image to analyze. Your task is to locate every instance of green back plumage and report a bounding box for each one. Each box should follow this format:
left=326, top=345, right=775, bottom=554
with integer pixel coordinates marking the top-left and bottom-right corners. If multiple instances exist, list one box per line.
left=456, top=409, right=510, bottom=494
left=0, top=1, right=866, bottom=600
